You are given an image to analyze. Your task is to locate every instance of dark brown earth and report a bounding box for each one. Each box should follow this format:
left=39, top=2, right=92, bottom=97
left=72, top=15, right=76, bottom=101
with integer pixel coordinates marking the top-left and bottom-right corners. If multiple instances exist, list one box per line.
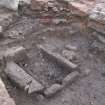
left=0, top=1, right=105, bottom=105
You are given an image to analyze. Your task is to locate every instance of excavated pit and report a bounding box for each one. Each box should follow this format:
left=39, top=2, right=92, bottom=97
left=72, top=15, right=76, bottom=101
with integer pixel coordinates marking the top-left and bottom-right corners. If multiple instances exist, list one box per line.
left=15, top=25, right=80, bottom=90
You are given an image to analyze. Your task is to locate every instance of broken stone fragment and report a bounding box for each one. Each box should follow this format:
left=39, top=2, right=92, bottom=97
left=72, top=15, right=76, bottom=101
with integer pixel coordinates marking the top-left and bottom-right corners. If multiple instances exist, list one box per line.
left=65, top=44, right=77, bottom=51
left=4, top=46, right=28, bottom=63
left=38, top=45, right=78, bottom=70
left=5, top=61, right=44, bottom=94
left=81, top=68, right=91, bottom=77
left=62, top=50, right=76, bottom=60
left=62, top=71, right=79, bottom=86
left=52, top=19, right=67, bottom=25
left=0, top=26, right=3, bottom=33
left=44, top=84, right=63, bottom=97
left=28, top=79, right=44, bottom=94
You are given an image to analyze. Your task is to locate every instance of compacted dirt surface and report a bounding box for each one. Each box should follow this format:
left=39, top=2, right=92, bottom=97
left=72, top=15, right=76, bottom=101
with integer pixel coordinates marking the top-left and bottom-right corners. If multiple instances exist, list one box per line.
left=0, top=0, right=105, bottom=105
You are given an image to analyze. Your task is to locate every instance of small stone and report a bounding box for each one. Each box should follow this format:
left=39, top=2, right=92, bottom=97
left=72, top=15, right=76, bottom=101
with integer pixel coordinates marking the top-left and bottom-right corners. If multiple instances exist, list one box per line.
left=52, top=19, right=67, bottom=24
left=0, top=26, right=3, bottom=33
left=81, top=68, right=91, bottom=76
left=37, top=95, right=45, bottom=101
left=47, top=2, right=54, bottom=8
left=24, top=63, right=28, bottom=67
left=42, top=36, right=46, bottom=40
left=28, top=79, right=44, bottom=94
left=44, top=84, right=62, bottom=97
left=52, top=7, right=59, bottom=12
left=62, top=50, right=76, bottom=60
left=62, top=71, right=79, bottom=86
left=65, top=44, right=77, bottom=51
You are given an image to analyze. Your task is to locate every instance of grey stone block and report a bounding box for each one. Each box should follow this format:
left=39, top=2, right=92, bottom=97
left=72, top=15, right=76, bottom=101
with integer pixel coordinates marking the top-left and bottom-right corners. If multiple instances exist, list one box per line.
left=62, top=71, right=79, bottom=86
left=4, top=46, right=28, bottom=63
left=5, top=61, right=44, bottom=94
left=44, top=84, right=63, bottom=97
left=38, top=45, right=78, bottom=71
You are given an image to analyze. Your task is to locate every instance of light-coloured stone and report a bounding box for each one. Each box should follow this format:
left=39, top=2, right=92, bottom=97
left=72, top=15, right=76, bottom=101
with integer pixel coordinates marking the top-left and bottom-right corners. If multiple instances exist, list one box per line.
left=65, top=44, right=77, bottom=51
left=44, top=84, right=62, bottom=97
left=4, top=46, right=28, bottom=63
left=81, top=68, right=91, bottom=76
left=62, top=50, right=76, bottom=60
left=28, top=79, right=44, bottom=94
left=62, top=71, right=79, bottom=86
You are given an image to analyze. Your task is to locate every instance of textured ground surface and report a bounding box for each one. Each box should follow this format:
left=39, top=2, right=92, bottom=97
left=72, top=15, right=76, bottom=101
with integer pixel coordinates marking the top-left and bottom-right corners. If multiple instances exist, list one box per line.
left=0, top=0, right=105, bottom=105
